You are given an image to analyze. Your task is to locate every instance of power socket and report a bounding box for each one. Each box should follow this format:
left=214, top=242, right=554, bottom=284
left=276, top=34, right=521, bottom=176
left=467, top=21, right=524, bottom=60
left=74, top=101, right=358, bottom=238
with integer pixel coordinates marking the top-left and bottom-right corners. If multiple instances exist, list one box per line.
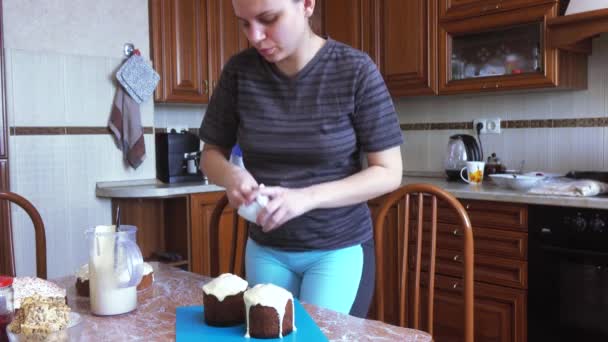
left=473, top=118, right=501, bottom=134
left=473, top=119, right=487, bottom=134
left=486, top=118, right=501, bottom=134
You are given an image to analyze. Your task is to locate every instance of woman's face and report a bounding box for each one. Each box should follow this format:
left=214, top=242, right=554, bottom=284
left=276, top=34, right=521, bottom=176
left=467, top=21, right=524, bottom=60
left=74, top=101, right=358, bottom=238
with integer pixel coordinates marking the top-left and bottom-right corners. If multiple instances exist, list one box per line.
left=232, top=0, right=312, bottom=63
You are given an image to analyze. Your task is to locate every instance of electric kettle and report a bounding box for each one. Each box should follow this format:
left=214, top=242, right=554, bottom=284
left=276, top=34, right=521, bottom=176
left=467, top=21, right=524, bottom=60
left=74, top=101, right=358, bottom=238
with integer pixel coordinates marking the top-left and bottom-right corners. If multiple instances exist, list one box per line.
left=444, top=134, right=482, bottom=181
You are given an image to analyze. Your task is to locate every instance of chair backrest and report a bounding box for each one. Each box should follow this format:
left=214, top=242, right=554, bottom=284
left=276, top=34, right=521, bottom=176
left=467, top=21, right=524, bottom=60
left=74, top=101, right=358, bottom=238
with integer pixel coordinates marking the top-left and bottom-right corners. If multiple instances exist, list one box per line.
left=208, top=194, right=248, bottom=278
left=373, top=183, right=474, bottom=342
left=0, top=191, right=47, bottom=279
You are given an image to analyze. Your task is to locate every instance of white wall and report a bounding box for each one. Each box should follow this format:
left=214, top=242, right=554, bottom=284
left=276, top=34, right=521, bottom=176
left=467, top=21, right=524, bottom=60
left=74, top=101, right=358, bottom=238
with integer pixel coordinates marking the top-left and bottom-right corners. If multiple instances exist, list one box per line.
left=4, top=0, right=155, bottom=277
left=396, top=34, right=608, bottom=174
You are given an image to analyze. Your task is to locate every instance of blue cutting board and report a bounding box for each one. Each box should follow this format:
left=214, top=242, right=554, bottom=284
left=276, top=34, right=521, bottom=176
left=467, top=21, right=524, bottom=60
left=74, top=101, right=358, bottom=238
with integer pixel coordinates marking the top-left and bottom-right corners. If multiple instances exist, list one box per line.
left=176, top=299, right=328, bottom=342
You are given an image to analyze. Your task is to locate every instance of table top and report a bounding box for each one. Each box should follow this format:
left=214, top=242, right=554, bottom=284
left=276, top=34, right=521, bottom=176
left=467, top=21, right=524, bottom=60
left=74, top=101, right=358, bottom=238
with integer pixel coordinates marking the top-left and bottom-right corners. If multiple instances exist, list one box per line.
left=53, top=262, right=431, bottom=342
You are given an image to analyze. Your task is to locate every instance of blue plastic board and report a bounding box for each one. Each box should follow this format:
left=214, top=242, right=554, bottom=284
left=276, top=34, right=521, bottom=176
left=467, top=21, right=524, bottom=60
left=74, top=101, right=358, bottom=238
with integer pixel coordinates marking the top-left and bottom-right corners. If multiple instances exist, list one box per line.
left=176, top=299, right=329, bottom=342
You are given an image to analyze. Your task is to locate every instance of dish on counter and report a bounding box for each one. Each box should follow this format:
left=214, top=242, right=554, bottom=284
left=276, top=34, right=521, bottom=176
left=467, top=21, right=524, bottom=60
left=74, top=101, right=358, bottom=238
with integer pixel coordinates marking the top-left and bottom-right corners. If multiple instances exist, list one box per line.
left=489, top=174, right=546, bottom=191
left=7, top=312, right=83, bottom=341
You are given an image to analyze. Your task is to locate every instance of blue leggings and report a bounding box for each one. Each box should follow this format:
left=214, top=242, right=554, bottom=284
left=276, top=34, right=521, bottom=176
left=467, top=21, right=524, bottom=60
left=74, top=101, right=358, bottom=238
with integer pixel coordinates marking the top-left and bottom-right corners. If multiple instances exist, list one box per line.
left=245, top=238, right=363, bottom=314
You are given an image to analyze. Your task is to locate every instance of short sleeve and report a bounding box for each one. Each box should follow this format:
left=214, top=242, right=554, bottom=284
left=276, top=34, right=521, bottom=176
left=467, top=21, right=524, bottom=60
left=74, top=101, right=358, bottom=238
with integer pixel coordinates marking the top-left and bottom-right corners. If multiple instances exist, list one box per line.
left=198, top=60, right=239, bottom=148
left=353, top=55, right=404, bottom=152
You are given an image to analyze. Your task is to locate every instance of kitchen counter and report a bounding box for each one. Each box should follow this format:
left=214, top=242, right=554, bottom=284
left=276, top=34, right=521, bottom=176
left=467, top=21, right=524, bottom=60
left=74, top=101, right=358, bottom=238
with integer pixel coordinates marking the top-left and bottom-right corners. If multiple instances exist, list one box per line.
left=96, top=175, right=608, bottom=209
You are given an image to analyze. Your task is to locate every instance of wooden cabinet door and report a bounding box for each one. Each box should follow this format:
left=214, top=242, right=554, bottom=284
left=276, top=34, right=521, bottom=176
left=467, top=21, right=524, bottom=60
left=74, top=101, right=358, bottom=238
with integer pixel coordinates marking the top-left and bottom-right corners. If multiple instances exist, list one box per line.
left=378, top=0, right=437, bottom=96
left=190, top=192, right=237, bottom=276
left=421, top=274, right=527, bottom=342
left=150, top=0, right=210, bottom=103
left=207, top=0, right=249, bottom=95
left=438, top=2, right=586, bottom=94
left=317, top=0, right=378, bottom=61
left=439, top=0, right=553, bottom=21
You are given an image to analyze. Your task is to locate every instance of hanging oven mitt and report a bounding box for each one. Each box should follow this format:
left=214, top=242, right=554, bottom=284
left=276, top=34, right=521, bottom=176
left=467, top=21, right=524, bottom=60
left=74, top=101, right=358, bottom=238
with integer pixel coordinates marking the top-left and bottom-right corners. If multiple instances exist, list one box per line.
left=116, top=53, right=160, bottom=104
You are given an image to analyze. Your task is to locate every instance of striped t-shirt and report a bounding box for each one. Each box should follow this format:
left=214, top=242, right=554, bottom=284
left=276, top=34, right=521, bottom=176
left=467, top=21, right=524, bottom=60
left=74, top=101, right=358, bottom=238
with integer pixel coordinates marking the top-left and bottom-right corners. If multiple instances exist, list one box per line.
left=199, top=38, right=403, bottom=251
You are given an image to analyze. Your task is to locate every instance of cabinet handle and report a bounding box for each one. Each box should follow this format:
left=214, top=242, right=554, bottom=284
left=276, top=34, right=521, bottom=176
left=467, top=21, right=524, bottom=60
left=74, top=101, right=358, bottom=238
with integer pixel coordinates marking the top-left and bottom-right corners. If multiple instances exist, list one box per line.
left=452, top=229, right=461, bottom=236
left=495, top=83, right=500, bottom=88
left=482, top=84, right=488, bottom=89
left=453, top=255, right=461, bottom=262
left=452, top=282, right=460, bottom=289
left=204, top=80, right=209, bottom=94
left=465, top=203, right=471, bottom=210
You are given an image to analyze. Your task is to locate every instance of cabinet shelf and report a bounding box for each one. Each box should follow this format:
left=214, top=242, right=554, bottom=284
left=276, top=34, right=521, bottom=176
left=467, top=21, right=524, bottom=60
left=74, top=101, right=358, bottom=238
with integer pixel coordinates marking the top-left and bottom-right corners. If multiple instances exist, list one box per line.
left=547, top=8, right=608, bottom=53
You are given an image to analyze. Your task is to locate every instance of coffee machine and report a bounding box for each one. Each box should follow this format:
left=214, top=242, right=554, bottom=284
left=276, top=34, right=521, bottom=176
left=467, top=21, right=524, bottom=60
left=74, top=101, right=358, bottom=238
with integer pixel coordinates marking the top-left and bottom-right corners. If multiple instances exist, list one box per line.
left=155, top=132, right=205, bottom=183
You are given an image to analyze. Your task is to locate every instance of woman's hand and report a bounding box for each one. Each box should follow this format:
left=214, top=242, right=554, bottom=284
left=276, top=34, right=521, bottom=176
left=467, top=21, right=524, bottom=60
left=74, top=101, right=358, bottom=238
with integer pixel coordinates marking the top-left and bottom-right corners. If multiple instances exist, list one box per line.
left=224, top=167, right=259, bottom=208
left=255, top=186, right=315, bottom=232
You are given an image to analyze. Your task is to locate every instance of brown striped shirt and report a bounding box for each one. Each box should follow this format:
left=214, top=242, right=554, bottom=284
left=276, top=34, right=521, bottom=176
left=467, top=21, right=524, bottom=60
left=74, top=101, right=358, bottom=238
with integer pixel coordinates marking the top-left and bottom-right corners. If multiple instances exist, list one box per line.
left=199, top=39, right=403, bottom=251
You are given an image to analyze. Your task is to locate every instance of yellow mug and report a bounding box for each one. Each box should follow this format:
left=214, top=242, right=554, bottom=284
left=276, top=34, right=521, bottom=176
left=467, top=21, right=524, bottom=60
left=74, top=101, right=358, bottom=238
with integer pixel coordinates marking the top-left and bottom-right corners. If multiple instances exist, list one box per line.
left=460, top=161, right=485, bottom=184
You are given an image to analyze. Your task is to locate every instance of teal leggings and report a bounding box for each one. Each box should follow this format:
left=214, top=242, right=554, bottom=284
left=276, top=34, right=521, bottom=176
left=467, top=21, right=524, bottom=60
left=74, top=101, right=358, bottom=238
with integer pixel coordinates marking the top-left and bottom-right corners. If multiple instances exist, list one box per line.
left=245, top=238, right=363, bottom=314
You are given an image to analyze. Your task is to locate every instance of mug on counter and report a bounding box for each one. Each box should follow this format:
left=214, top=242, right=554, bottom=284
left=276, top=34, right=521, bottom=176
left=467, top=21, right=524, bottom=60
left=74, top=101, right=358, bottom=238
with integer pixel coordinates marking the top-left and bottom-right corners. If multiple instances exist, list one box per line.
left=460, top=161, right=485, bottom=184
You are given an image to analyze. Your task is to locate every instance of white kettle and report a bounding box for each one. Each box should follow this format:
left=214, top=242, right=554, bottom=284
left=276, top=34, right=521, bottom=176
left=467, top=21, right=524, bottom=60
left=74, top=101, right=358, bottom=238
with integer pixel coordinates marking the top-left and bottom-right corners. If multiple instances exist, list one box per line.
left=86, top=225, right=144, bottom=315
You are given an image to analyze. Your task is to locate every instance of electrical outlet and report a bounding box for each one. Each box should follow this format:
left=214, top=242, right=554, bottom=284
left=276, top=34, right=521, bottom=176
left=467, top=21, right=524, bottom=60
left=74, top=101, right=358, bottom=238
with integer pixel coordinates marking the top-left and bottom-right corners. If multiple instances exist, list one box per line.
left=486, top=118, right=501, bottom=134
left=473, top=118, right=501, bottom=134
left=473, top=119, right=487, bottom=134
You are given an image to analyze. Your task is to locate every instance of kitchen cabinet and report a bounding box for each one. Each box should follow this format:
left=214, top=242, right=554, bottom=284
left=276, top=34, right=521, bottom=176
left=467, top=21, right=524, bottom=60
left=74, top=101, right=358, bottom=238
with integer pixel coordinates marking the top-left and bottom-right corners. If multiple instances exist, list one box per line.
left=149, top=0, right=248, bottom=104
left=0, top=0, right=13, bottom=277
left=150, top=0, right=210, bottom=103
left=368, top=196, right=529, bottom=342
left=438, top=2, right=587, bottom=94
left=439, top=0, right=554, bottom=21
left=110, top=196, right=191, bottom=269
left=316, top=0, right=377, bottom=60
left=318, top=0, right=437, bottom=96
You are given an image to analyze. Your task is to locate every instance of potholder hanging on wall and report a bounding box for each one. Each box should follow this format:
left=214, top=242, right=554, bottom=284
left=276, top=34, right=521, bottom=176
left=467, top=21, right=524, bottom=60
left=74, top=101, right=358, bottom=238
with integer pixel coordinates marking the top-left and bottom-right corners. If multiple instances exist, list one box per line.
left=116, top=54, right=160, bottom=104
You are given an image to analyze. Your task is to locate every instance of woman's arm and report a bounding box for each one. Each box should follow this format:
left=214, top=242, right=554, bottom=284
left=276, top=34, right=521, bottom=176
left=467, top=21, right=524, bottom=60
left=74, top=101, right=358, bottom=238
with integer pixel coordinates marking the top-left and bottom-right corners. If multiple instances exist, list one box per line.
left=201, top=143, right=259, bottom=207
left=257, top=146, right=402, bottom=231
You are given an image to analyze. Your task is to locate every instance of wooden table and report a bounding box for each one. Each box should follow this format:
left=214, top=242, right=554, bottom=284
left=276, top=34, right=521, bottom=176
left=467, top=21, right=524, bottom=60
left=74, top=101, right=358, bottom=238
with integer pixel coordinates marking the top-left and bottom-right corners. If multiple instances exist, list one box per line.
left=54, top=262, right=431, bottom=341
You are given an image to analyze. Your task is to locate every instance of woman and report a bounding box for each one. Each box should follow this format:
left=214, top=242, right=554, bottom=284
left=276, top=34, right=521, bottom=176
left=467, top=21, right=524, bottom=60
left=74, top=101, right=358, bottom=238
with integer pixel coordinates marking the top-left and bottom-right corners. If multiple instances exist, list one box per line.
left=199, top=0, right=403, bottom=315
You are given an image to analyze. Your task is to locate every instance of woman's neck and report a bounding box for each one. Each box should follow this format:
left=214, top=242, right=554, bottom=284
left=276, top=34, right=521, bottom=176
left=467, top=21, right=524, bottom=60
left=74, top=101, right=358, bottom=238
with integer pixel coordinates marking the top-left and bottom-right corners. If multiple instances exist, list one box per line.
left=276, top=33, right=326, bottom=77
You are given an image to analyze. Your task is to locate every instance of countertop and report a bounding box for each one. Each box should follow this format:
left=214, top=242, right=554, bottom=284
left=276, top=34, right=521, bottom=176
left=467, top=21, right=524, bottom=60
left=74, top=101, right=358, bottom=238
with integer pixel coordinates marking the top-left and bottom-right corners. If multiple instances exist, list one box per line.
left=53, top=262, right=431, bottom=342
left=96, top=175, right=608, bottom=209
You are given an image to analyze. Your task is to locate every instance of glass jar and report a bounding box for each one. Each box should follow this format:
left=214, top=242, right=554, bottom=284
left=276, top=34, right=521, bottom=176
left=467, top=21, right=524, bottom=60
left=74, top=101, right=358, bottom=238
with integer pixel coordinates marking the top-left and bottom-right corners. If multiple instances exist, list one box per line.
left=0, top=276, right=14, bottom=342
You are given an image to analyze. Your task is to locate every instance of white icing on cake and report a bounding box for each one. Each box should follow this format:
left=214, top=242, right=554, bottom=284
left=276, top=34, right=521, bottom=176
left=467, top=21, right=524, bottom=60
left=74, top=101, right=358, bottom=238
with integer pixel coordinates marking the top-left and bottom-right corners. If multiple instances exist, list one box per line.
left=75, top=264, right=89, bottom=281
left=13, top=277, right=67, bottom=309
left=201, top=273, right=248, bottom=302
left=142, top=262, right=153, bottom=276
left=243, top=283, right=296, bottom=338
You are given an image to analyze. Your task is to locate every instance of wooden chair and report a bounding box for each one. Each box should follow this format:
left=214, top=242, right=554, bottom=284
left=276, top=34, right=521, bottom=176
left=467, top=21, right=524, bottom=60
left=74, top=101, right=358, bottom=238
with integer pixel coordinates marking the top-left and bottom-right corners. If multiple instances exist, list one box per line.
left=208, top=194, right=248, bottom=278
left=373, top=183, right=474, bottom=342
left=0, top=191, right=47, bottom=279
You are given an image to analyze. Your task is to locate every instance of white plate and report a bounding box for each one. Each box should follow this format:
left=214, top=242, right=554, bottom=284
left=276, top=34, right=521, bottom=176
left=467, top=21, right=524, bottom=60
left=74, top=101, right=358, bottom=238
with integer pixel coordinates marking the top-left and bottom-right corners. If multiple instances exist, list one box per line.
left=489, top=174, right=545, bottom=191
left=7, top=312, right=83, bottom=341
left=523, top=171, right=563, bottom=178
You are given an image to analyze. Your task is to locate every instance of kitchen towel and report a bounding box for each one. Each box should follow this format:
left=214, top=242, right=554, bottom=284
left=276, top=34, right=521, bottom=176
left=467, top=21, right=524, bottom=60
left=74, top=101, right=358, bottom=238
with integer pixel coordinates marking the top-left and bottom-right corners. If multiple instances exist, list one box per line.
left=529, top=179, right=608, bottom=197
left=108, top=87, right=146, bottom=169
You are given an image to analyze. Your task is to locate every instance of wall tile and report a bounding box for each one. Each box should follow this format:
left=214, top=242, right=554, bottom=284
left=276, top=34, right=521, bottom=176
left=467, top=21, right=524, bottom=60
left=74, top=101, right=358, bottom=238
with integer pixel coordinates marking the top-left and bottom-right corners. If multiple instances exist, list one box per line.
left=10, top=135, right=69, bottom=278
left=548, top=128, right=604, bottom=172
left=64, top=54, right=115, bottom=126
left=154, top=104, right=206, bottom=129
left=10, top=50, right=66, bottom=126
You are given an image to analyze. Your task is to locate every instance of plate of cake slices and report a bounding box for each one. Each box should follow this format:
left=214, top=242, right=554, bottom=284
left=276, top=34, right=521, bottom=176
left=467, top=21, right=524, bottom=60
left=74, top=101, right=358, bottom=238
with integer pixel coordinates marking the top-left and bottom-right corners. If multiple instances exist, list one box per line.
left=176, top=273, right=328, bottom=341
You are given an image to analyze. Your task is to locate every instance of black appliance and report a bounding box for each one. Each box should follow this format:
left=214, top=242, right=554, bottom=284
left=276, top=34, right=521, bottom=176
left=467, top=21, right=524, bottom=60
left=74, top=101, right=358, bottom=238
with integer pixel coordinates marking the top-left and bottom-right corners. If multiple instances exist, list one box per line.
left=444, top=134, right=482, bottom=181
left=155, top=132, right=205, bottom=183
left=529, top=199, right=608, bottom=341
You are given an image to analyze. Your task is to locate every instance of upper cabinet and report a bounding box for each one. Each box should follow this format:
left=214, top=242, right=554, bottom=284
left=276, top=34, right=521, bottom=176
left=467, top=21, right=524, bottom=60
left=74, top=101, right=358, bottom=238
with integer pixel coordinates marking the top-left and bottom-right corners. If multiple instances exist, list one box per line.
left=439, top=0, right=554, bottom=20
left=378, top=0, right=437, bottom=96
left=150, top=0, right=210, bottom=103
left=150, top=0, right=248, bottom=104
left=318, top=0, right=437, bottom=96
left=438, top=1, right=587, bottom=94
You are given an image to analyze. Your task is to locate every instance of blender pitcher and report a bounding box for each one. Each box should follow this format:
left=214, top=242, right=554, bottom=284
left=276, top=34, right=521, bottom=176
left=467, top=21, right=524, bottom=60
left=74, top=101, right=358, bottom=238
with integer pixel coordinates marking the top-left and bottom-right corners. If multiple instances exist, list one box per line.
left=86, top=225, right=144, bottom=316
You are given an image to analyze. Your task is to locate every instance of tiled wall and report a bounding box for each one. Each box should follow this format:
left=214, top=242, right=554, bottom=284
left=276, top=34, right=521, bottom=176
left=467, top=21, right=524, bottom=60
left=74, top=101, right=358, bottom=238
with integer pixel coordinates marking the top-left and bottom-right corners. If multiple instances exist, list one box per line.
left=396, top=33, right=608, bottom=174
left=4, top=0, right=153, bottom=277
left=154, top=104, right=206, bottom=131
